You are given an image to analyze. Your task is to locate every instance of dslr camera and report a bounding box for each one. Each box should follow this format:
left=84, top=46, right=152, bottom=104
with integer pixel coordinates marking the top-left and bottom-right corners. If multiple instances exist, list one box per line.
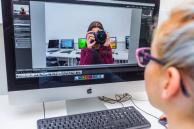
left=89, top=30, right=107, bottom=45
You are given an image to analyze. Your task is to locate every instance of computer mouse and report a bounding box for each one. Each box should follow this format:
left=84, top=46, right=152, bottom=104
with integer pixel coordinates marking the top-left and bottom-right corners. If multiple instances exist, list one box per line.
left=158, top=117, right=168, bottom=127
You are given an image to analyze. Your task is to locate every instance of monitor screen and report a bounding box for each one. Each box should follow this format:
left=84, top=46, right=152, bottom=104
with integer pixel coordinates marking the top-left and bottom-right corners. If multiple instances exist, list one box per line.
left=2, top=0, right=159, bottom=91
left=13, top=4, right=30, bottom=16
left=125, top=36, right=130, bottom=49
left=78, top=38, right=87, bottom=49
left=48, top=40, right=59, bottom=48
left=61, top=39, right=74, bottom=49
left=110, top=37, right=117, bottom=49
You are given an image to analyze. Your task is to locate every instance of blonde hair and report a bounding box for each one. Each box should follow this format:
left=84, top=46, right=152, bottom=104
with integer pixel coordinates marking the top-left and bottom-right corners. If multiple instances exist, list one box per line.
left=153, top=2, right=194, bottom=79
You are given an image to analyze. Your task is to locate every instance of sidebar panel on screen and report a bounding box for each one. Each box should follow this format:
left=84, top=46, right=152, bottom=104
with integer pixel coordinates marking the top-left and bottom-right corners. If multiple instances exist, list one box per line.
left=13, top=1, right=32, bottom=70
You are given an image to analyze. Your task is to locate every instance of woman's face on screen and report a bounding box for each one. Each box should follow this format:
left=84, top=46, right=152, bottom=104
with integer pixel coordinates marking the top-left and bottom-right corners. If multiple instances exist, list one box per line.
left=91, top=27, right=101, bottom=33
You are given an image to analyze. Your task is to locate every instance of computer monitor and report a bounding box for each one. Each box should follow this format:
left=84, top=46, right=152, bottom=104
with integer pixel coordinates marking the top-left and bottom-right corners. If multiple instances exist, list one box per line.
left=61, top=39, right=74, bottom=49
left=125, top=36, right=130, bottom=49
left=48, top=40, right=59, bottom=48
left=78, top=38, right=87, bottom=49
left=110, top=37, right=117, bottom=49
left=2, top=0, right=159, bottom=104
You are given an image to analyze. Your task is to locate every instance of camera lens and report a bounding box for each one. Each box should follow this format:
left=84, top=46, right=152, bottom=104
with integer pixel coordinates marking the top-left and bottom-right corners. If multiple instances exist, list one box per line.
left=95, top=31, right=107, bottom=45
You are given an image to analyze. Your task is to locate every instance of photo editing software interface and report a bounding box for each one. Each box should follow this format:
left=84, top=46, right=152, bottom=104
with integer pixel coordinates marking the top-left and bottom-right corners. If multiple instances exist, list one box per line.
left=7, top=0, right=157, bottom=91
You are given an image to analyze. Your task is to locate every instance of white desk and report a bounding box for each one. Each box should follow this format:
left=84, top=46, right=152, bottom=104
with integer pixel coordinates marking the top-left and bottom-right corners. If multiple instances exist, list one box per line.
left=47, top=50, right=79, bottom=66
left=46, top=50, right=129, bottom=66
left=47, top=50, right=129, bottom=59
left=0, top=92, right=165, bottom=129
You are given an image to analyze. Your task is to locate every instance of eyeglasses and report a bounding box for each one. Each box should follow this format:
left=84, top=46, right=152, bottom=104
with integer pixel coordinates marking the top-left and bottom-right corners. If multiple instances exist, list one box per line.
left=136, top=47, right=190, bottom=97
left=135, top=47, right=165, bottom=67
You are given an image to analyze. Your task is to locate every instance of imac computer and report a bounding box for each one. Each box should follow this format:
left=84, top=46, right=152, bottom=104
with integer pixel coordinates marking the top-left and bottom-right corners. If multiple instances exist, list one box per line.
left=78, top=38, right=87, bottom=49
left=47, top=39, right=59, bottom=52
left=48, top=40, right=59, bottom=48
left=110, top=37, right=117, bottom=50
left=125, top=36, right=130, bottom=49
left=2, top=0, right=159, bottom=110
left=60, top=39, right=74, bottom=54
left=60, top=39, right=74, bottom=49
left=61, top=39, right=74, bottom=49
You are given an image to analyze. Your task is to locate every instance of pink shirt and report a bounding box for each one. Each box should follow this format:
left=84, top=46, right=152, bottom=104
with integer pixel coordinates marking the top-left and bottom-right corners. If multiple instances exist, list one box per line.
left=80, top=46, right=114, bottom=65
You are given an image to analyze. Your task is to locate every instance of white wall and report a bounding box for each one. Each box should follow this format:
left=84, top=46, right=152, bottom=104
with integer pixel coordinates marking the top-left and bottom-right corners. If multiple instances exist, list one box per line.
left=45, top=3, right=132, bottom=43
left=158, top=0, right=185, bottom=25
left=0, top=0, right=188, bottom=95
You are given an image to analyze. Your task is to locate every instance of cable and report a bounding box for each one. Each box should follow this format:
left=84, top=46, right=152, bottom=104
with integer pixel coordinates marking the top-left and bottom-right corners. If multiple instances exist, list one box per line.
left=43, top=102, right=46, bottom=119
left=99, top=93, right=160, bottom=120
left=127, top=99, right=168, bottom=129
left=98, top=93, right=130, bottom=107
left=119, top=102, right=125, bottom=107
left=129, top=98, right=159, bottom=120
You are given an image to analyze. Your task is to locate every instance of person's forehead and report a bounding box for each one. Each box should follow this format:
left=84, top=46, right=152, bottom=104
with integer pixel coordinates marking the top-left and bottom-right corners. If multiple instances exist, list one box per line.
left=91, top=28, right=101, bottom=32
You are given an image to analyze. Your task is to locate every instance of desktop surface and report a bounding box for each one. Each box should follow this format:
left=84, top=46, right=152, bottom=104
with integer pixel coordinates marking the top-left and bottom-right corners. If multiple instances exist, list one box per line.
left=0, top=92, right=165, bottom=129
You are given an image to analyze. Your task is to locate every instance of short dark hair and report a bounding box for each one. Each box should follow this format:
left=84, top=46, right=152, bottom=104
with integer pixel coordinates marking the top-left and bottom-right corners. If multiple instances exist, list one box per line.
left=87, top=21, right=104, bottom=32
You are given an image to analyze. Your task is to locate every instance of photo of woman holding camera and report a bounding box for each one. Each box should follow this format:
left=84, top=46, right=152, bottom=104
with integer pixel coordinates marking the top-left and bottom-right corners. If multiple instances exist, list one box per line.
left=80, top=21, right=114, bottom=65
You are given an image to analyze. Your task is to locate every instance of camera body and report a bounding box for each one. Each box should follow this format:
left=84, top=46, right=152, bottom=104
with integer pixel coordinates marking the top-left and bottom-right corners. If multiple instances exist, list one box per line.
left=89, top=30, right=107, bottom=45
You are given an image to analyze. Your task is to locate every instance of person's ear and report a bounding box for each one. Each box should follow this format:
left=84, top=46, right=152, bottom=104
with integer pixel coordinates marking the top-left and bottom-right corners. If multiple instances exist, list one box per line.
left=162, top=67, right=181, bottom=100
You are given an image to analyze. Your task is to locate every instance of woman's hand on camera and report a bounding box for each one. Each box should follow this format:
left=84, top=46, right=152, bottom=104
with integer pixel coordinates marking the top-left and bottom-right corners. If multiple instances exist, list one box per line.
left=104, top=32, right=110, bottom=47
left=86, top=31, right=96, bottom=49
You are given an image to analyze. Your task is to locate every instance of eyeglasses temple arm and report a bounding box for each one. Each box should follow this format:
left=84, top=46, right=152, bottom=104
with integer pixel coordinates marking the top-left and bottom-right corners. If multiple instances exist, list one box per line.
left=180, top=80, right=190, bottom=97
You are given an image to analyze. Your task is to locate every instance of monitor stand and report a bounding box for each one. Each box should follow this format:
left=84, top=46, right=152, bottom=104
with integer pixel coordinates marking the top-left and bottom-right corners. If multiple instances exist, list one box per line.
left=66, top=97, right=107, bottom=115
